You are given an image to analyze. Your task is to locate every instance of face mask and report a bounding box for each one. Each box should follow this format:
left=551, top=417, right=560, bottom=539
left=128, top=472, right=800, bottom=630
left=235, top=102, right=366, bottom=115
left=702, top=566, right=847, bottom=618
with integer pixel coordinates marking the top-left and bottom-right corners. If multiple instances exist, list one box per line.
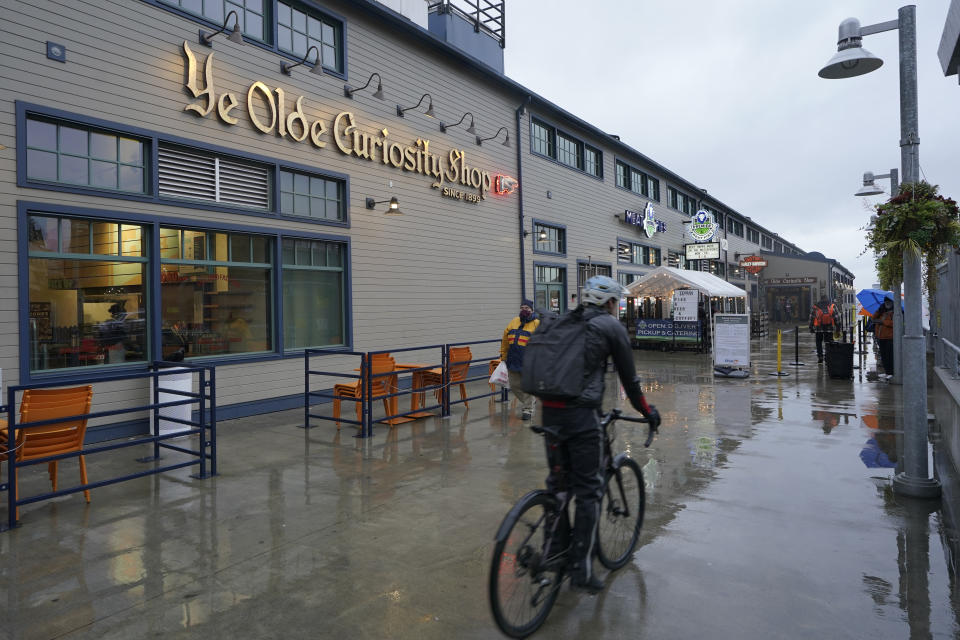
left=519, top=309, right=532, bottom=321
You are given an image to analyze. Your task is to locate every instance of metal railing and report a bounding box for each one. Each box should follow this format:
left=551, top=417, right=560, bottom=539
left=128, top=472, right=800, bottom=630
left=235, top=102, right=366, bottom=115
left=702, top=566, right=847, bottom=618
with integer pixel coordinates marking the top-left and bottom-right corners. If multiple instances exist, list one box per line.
left=2, top=362, right=216, bottom=530
left=429, top=0, right=505, bottom=46
left=935, top=336, right=960, bottom=379
left=304, top=341, right=502, bottom=437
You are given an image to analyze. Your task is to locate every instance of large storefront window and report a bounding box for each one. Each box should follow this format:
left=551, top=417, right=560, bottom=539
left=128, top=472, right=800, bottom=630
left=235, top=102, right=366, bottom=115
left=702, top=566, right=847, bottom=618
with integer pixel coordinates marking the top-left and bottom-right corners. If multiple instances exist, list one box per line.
left=159, top=227, right=272, bottom=359
left=282, top=238, right=345, bottom=349
left=534, top=265, right=565, bottom=315
left=27, top=215, right=148, bottom=372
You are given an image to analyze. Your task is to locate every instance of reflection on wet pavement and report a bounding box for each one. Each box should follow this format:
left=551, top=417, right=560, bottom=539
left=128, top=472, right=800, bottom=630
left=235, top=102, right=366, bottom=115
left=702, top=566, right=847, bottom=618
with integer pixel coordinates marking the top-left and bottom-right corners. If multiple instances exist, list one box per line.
left=1, top=332, right=958, bottom=639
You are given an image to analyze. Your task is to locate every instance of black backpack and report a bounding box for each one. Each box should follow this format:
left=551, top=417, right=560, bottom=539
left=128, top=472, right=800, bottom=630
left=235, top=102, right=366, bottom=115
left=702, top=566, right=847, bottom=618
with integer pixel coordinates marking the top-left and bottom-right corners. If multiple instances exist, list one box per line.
left=521, top=306, right=587, bottom=400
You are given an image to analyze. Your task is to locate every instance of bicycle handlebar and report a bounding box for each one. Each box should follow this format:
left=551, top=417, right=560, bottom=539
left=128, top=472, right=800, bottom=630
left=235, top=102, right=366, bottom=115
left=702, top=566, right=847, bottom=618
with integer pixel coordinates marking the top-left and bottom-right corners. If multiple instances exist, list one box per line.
left=602, top=408, right=657, bottom=447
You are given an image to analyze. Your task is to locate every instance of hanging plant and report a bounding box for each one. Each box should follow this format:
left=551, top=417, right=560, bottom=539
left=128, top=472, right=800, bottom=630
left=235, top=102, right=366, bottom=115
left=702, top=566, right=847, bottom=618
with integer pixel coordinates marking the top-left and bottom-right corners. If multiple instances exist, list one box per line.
left=864, top=181, right=960, bottom=294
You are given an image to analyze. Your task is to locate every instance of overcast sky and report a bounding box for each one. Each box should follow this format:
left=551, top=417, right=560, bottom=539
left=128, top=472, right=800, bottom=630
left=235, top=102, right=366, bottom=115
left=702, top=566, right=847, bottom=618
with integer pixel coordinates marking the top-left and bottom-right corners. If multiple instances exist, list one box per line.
left=502, top=1, right=959, bottom=290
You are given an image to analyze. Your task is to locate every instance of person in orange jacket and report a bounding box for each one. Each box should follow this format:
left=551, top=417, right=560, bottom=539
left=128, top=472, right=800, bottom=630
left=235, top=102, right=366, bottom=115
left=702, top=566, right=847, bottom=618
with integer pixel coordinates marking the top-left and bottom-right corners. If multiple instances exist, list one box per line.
left=500, top=299, right=540, bottom=419
left=873, top=295, right=896, bottom=377
left=809, top=296, right=841, bottom=363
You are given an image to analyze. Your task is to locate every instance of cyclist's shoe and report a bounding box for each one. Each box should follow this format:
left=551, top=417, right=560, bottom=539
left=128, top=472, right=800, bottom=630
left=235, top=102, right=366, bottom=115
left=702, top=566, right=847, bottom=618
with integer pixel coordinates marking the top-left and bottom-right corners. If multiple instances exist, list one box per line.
left=569, top=572, right=604, bottom=594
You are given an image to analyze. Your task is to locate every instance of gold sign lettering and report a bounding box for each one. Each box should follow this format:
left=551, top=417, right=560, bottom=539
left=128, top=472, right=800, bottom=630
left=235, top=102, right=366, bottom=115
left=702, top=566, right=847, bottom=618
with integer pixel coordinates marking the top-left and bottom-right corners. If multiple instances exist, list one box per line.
left=183, top=41, right=215, bottom=117
left=180, top=41, right=496, bottom=199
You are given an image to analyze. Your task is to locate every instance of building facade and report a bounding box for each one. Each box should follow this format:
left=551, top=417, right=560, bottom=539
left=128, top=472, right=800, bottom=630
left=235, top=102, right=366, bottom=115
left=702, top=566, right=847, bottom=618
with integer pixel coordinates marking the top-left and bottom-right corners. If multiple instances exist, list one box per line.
left=0, top=0, right=847, bottom=436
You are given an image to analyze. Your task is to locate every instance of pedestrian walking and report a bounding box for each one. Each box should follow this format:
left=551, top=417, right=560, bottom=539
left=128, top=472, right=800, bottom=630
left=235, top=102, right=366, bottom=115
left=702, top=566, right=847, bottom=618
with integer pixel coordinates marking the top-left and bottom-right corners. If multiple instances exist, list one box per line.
left=809, top=295, right=840, bottom=364
left=500, top=299, right=540, bottom=420
left=873, top=296, right=895, bottom=378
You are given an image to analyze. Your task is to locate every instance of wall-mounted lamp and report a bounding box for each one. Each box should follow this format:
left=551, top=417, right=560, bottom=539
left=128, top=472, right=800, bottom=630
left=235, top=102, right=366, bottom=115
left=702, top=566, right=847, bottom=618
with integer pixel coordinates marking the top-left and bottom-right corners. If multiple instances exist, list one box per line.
left=281, top=45, right=324, bottom=75
left=344, top=72, right=384, bottom=100
left=199, top=10, right=244, bottom=47
left=366, top=196, right=402, bottom=215
left=476, top=127, right=509, bottom=146
left=523, top=228, right=548, bottom=241
left=440, top=112, right=476, bottom=134
left=396, top=93, right=435, bottom=118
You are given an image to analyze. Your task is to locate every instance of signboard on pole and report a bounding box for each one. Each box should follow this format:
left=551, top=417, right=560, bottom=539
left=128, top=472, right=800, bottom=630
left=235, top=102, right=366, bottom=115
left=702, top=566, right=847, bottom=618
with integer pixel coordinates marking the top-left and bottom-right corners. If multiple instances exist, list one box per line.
left=672, top=289, right=698, bottom=322
left=713, top=314, right=750, bottom=367
left=685, top=242, right=720, bottom=260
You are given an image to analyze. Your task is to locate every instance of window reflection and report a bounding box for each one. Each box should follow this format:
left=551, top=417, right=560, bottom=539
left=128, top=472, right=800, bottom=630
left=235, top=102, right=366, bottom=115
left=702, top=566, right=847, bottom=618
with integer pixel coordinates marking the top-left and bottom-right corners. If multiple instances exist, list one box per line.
left=27, top=215, right=148, bottom=372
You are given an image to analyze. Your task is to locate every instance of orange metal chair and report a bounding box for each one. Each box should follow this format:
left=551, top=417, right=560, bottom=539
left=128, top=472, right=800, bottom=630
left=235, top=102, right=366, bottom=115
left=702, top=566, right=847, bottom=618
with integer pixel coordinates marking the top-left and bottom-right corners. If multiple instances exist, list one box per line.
left=420, top=347, right=472, bottom=409
left=0, top=385, right=94, bottom=519
left=333, top=357, right=396, bottom=429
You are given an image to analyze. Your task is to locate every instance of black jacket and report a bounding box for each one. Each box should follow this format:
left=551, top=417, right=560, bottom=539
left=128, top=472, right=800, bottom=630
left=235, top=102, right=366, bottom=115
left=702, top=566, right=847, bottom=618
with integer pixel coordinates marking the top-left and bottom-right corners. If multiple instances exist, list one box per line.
left=571, top=305, right=645, bottom=410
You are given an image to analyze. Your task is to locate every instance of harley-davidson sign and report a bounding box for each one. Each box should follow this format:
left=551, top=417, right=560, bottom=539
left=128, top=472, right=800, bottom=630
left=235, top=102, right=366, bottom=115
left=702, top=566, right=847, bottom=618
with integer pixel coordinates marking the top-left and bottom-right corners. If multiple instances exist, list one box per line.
left=739, top=255, right=767, bottom=274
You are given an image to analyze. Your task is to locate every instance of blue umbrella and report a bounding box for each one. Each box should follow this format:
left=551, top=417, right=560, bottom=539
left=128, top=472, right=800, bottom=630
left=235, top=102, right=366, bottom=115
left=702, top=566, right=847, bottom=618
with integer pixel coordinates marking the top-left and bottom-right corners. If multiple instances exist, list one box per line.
left=856, top=288, right=899, bottom=315
left=859, top=438, right=896, bottom=469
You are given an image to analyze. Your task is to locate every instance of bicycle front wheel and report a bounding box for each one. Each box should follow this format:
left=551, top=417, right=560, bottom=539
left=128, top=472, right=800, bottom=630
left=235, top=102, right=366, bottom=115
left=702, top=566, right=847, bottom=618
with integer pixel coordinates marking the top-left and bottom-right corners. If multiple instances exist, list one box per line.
left=597, top=456, right=645, bottom=569
left=489, top=491, right=565, bottom=639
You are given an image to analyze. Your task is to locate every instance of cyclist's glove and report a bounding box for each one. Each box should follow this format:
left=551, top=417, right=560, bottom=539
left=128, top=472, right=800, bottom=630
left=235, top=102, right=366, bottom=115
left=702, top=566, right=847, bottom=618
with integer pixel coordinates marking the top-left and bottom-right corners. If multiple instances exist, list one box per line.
left=645, top=405, right=661, bottom=431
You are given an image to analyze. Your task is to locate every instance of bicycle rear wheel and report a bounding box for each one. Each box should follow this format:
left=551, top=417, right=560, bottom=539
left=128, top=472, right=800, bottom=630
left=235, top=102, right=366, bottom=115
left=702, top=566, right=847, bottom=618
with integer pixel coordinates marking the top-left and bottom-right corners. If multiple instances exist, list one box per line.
left=597, top=456, right=644, bottom=569
left=489, top=491, right=565, bottom=638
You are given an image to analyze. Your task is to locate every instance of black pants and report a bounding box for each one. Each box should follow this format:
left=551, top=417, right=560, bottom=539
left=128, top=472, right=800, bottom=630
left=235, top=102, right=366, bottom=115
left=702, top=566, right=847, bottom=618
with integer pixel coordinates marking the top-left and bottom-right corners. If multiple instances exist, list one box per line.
left=878, top=338, right=894, bottom=375
left=815, top=331, right=833, bottom=360
left=542, top=406, right=603, bottom=578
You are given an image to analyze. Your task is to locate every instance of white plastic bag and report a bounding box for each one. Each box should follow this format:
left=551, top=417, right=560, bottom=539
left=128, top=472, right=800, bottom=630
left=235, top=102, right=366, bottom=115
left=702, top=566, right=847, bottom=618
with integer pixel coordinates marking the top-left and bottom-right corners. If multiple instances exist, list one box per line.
left=489, top=361, right=510, bottom=388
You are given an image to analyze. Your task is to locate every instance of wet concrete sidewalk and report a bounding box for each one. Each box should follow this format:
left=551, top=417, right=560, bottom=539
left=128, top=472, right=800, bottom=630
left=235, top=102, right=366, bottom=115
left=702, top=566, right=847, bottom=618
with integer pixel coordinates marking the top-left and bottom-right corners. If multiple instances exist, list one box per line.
left=2, top=332, right=959, bottom=639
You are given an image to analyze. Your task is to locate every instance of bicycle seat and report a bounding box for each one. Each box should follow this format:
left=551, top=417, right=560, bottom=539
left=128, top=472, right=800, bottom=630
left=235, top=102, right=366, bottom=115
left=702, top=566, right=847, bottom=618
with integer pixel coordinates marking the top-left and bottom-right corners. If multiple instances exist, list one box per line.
left=530, top=425, right=562, bottom=439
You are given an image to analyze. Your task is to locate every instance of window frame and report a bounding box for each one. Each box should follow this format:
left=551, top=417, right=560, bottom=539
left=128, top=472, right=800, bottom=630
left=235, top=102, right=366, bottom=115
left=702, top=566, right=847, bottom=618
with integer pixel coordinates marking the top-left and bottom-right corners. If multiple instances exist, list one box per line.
left=668, top=186, right=697, bottom=215
left=533, top=261, right=568, bottom=315
left=531, top=219, right=566, bottom=257
left=616, top=236, right=662, bottom=268
left=281, top=236, right=347, bottom=351
left=614, top=157, right=659, bottom=201
left=17, top=102, right=351, bottom=228
left=145, top=0, right=349, bottom=80
left=529, top=115, right=603, bottom=179
left=17, top=200, right=353, bottom=385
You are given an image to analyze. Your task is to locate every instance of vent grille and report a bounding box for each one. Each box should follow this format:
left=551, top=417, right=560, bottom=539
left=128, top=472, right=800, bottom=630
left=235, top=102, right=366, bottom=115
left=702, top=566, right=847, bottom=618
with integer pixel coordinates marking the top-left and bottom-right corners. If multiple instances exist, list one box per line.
left=158, top=144, right=269, bottom=210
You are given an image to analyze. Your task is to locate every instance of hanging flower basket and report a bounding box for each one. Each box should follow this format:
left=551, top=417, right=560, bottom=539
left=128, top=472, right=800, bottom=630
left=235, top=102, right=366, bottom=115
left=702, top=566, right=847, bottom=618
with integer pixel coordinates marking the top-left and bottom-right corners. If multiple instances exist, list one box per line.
left=865, top=181, right=960, bottom=294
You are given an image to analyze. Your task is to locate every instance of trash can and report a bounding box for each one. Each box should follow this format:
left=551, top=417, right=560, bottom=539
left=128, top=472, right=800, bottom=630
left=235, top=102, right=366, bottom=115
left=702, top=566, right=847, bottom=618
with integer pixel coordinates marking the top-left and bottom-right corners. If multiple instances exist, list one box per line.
left=825, top=341, right=854, bottom=379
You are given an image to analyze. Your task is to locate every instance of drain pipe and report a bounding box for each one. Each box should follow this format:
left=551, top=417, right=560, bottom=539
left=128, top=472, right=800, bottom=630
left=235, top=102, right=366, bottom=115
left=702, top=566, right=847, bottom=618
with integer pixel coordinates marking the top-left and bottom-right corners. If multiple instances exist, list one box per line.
left=515, top=95, right=532, bottom=300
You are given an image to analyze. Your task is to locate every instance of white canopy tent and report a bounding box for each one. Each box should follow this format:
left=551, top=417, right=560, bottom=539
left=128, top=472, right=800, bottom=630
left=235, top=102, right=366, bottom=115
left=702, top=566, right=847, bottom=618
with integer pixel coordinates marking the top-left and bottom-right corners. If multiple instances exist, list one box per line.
left=626, top=266, right=748, bottom=300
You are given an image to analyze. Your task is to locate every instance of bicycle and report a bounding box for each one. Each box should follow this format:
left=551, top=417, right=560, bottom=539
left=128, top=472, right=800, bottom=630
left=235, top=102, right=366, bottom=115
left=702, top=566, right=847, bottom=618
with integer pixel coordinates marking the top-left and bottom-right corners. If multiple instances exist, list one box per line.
left=488, top=408, right=656, bottom=638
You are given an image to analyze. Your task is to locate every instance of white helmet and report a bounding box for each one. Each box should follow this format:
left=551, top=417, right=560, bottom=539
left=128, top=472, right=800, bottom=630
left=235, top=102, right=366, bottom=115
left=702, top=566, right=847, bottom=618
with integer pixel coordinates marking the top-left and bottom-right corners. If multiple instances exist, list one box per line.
left=581, top=275, right=627, bottom=306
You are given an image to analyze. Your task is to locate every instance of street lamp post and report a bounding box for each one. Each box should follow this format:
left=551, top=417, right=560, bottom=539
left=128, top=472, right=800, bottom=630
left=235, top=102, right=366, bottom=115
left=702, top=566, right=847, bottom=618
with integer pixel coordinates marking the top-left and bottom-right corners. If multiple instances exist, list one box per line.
left=820, top=5, right=940, bottom=498
left=856, top=169, right=904, bottom=387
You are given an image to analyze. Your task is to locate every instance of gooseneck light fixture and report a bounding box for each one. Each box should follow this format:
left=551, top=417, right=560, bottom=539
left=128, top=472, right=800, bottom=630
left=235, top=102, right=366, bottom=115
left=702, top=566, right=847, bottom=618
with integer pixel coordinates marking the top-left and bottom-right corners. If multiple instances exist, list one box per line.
left=344, top=72, right=385, bottom=100
left=396, top=93, right=435, bottom=118
left=476, top=127, right=509, bottom=147
left=366, top=196, right=402, bottom=215
left=199, top=10, right=245, bottom=47
left=281, top=45, right=324, bottom=76
left=440, top=112, right=476, bottom=134
left=523, top=228, right=548, bottom=241
left=855, top=168, right=899, bottom=197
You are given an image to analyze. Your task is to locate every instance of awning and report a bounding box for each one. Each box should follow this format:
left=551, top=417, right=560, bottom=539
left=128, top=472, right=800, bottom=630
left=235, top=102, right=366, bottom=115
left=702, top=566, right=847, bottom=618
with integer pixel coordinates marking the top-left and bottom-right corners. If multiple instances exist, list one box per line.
left=626, top=266, right=748, bottom=299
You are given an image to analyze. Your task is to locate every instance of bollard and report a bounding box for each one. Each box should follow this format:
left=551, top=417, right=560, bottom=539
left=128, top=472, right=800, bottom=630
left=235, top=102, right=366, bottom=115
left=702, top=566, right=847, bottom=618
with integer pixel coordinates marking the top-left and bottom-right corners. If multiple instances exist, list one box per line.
left=790, top=325, right=805, bottom=366
left=769, top=329, right=790, bottom=376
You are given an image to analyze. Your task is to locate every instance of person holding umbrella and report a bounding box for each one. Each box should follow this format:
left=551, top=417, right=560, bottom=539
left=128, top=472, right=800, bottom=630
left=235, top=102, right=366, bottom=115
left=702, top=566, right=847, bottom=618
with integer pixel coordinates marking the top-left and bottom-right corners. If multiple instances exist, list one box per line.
left=873, top=295, right=896, bottom=378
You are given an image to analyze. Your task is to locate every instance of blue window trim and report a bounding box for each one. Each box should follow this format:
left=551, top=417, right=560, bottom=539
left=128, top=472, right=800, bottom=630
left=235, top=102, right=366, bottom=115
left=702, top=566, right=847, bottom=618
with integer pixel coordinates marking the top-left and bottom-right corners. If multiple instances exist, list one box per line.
left=615, top=235, right=662, bottom=267
left=528, top=114, right=604, bottom=181
left=575, top=258, right=613, bottom=270
left=532, top=260, right=568, bottom=310
left=613, top=156, right=660, bottom=201
left=141, top=0, right=349, bottom=80
left=17, top=200, right=353, bottom=386
left=530, top=218, right=566, bottom=257
left=16, top=101, right=352, bottom=229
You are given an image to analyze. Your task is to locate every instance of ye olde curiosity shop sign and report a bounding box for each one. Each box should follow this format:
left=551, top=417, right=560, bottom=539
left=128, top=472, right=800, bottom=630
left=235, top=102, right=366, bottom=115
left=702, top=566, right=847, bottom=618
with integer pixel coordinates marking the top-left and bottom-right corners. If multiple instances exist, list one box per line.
left=181, top=42, right=500, bottom=202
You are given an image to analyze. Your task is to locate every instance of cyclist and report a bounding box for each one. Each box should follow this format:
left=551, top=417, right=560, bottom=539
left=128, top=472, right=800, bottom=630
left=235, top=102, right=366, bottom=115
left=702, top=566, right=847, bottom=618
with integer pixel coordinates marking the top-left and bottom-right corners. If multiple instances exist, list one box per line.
left=541, top=275, right=661, bottom=593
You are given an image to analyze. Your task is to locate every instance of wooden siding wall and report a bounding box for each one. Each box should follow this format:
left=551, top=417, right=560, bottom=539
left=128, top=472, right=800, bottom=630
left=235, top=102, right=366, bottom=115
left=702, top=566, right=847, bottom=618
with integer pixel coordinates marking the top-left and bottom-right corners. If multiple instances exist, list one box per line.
left=0, top=0, right=523, bottom=417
